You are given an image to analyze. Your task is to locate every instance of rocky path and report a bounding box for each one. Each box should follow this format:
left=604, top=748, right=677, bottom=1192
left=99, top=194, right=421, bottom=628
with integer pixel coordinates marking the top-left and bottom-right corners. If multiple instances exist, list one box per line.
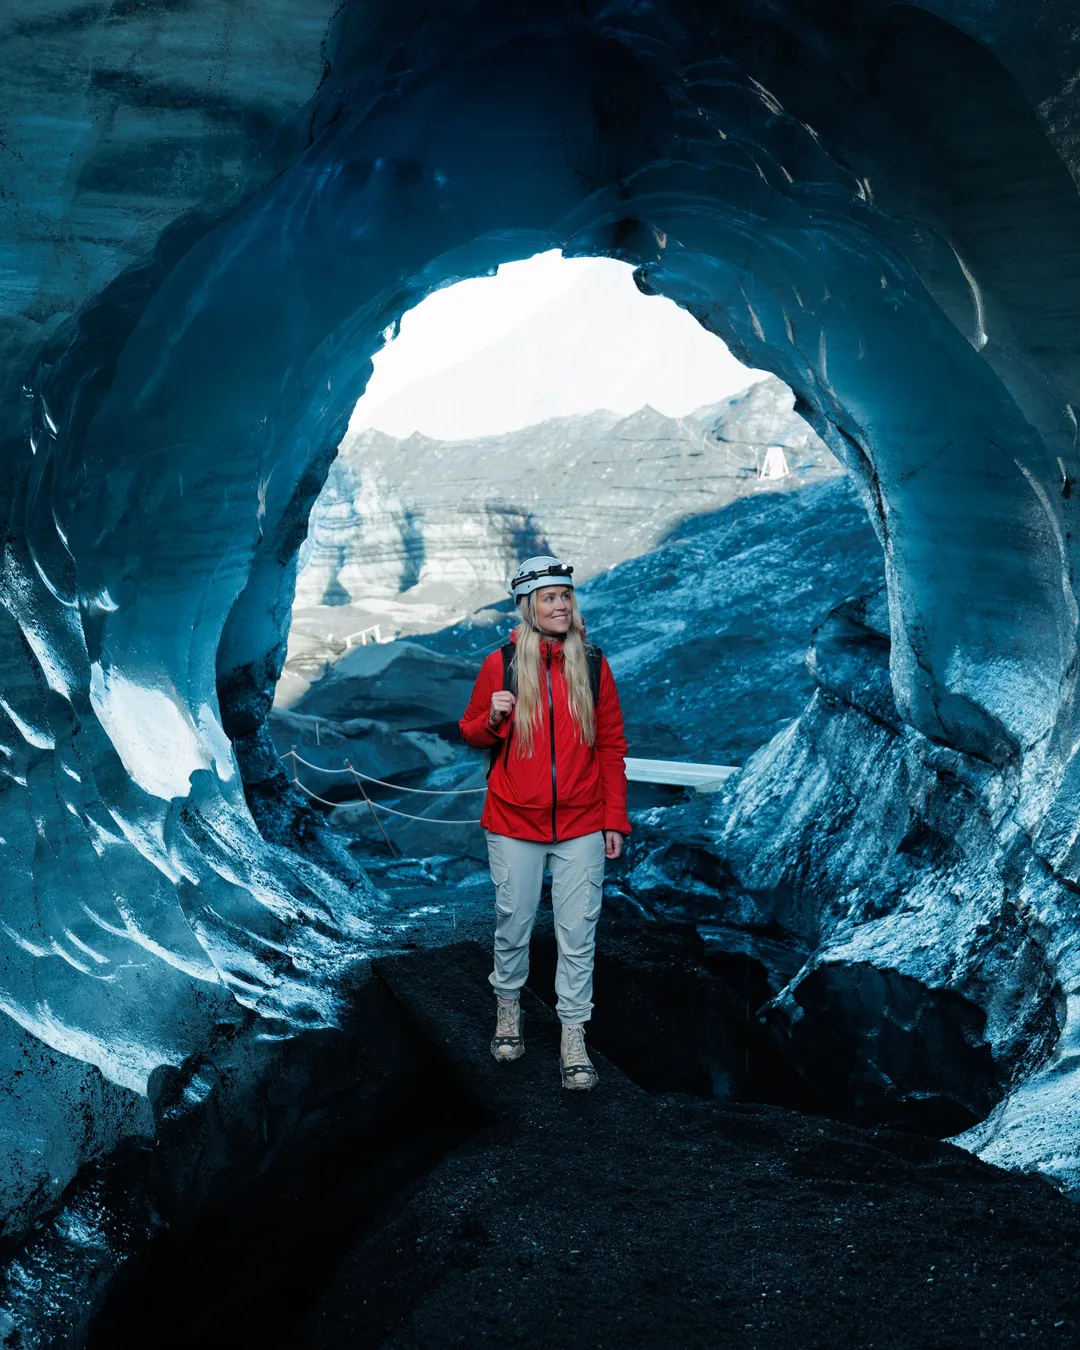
left=294, top=942, right=1080, bottom=1349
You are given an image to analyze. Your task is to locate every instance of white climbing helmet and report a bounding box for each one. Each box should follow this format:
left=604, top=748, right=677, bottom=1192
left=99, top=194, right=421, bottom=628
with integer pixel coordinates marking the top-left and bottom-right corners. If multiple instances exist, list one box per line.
left=509, top=555, right=575, bottom=600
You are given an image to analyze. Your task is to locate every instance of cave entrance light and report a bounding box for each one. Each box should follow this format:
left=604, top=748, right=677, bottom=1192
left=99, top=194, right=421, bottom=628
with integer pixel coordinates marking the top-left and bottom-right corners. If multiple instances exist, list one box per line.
left=282, top=248, right=775, bottom=701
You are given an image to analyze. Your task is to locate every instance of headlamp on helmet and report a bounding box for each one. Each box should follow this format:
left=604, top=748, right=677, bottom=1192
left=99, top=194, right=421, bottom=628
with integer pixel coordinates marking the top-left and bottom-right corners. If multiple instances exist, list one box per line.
left=509, top=555, right=576, bottom=600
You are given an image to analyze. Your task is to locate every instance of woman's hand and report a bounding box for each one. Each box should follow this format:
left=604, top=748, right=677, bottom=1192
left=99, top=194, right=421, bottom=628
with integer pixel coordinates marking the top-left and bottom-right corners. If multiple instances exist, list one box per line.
left=603, top=830, right=624, bottom=860
left=488, top=690, right=516, bottom=730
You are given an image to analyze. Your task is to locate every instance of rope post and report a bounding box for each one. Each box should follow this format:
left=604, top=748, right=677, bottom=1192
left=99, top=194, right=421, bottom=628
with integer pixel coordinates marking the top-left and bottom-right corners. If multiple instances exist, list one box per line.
left=347, top=761, right=399, bottom=859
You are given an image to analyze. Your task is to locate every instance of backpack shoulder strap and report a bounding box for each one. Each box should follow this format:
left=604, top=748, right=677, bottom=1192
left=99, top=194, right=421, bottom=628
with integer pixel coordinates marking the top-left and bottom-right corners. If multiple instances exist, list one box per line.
left=486, top=643, right=518, bottom=780
left=500, top=642, right=517, bottom=696
left=585, top=644, right=603, bottom=707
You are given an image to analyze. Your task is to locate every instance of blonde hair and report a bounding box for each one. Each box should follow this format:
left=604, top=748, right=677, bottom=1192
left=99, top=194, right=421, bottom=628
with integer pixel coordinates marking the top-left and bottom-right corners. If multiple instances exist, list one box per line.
left=511, top=590, right=596, bottom=757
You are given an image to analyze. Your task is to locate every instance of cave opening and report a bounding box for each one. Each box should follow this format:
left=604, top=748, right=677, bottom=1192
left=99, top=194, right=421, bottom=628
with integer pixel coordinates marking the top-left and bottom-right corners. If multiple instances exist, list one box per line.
left=271, top=245, right=835, bottom=793
left=259, top=241, right=891, bottom=1144
left=277, top=246, right=776, bottom=700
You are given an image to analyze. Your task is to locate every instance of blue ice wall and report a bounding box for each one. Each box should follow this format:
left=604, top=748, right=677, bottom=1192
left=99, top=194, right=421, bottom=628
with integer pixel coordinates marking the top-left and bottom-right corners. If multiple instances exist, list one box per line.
left=5, top=0, right=1080, bottom=1232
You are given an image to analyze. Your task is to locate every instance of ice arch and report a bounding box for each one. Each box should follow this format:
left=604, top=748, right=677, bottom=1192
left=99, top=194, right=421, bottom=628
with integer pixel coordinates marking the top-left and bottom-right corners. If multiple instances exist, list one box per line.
left=6, top=0, right=1080, bottom=1232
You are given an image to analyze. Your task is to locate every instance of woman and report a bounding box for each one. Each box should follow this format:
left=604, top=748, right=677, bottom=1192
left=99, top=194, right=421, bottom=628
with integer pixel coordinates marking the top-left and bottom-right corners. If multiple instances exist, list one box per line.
left=459, top=555, right=631, bottom=1090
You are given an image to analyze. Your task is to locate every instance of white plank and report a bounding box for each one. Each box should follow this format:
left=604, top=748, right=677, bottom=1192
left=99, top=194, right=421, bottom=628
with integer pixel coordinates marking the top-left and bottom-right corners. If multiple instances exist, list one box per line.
left=624, top=757, right=738, bottom=793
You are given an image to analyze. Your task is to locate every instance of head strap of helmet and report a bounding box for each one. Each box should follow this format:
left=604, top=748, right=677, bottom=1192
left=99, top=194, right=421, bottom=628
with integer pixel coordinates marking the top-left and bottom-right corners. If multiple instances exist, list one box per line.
left=512, top=562, right=574, bottom=594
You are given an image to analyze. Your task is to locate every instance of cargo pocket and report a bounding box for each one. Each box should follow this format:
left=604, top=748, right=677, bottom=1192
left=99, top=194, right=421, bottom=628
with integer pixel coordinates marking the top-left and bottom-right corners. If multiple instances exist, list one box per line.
left=584, top=851, right=605, bottom=923
left=489, top=858, right=513, bottom=916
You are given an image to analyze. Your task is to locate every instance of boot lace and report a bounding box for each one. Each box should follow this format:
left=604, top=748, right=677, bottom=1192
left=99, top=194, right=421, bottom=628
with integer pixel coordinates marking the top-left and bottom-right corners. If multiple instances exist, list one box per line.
left=496, top=998, right=520, bottom=1037
left=561, top=1024, right=590, bottom=1066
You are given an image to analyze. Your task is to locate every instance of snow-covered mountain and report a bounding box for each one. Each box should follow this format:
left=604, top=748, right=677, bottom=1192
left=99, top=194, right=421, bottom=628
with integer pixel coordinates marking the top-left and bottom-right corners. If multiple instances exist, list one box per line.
left=282, top=377, right=842, bottom=704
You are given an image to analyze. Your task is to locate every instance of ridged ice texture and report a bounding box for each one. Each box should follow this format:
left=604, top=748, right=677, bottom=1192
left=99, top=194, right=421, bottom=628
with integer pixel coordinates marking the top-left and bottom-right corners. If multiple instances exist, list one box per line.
left=5, top=0, right=1080, bottom=1230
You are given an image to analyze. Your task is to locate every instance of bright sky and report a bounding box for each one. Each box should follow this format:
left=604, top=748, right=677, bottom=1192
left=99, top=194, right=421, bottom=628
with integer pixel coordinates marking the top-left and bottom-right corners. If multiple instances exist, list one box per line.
left=350, top=251, right=769, bottom=441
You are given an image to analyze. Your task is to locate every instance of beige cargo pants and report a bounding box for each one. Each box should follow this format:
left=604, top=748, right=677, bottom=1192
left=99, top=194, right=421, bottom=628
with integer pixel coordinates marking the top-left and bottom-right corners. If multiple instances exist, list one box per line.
left=485, top=829, right=606, bottom=1024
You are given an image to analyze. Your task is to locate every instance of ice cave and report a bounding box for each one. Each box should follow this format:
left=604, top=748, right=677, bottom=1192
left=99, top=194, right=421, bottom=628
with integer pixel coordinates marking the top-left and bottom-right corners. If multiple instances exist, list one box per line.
left=6, top=0, right=1080, bottom=1343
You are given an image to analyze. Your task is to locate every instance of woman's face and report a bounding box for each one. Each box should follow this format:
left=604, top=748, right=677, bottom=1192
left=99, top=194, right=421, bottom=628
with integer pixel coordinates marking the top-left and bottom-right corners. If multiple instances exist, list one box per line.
left=533, top=585, right=574, bottom=637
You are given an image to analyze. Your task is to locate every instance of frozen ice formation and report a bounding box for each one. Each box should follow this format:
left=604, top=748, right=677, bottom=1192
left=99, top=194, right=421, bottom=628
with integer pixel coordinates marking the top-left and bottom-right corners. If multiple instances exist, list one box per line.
left=4, top=0, right=1080, bottom=1245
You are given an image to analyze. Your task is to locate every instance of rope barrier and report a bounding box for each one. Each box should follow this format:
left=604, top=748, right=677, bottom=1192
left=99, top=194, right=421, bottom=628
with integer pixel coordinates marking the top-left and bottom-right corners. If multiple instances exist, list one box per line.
left=291, top=778, right=358, bottom=809
left=461, top=629, right=516, bottom=659
left=362, top=801, right=484, bottom=825
left=286, top=747, right=486, bottom=795
left=348, top=761, right=486, bottom=795
left=291, top=776, right=482, bottom=825
left=286, top=750, right=353, bottom=776
left=353, top=775, right=401, bottom=858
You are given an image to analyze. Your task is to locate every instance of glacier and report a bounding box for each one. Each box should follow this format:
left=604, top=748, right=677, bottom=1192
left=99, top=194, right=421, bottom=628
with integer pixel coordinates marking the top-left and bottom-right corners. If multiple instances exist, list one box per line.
left=282, top=376, right=841, bottom=701
left=4, top=0, right=1080, bottom=1331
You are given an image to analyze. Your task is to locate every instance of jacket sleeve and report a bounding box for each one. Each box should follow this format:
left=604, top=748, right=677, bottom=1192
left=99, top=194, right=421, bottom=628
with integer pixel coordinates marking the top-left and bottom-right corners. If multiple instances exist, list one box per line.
left=595, top=655, right=632, bottom=835
left=459, top=651, right=511, bottom=748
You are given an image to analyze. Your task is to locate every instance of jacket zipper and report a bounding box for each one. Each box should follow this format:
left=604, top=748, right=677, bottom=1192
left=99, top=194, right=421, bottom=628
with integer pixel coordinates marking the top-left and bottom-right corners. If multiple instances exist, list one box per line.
left=546, top=645, right=558, bottom=842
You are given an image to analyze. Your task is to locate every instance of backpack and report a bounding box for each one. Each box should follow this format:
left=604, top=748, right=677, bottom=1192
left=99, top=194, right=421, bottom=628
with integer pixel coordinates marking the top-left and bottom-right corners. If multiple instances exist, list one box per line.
left=485, top=641, right=604, bottom=779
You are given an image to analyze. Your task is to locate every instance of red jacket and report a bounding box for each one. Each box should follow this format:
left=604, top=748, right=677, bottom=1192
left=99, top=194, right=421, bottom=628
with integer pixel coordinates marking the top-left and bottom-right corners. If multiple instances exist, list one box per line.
left=459, top=630, right=632, bottom=842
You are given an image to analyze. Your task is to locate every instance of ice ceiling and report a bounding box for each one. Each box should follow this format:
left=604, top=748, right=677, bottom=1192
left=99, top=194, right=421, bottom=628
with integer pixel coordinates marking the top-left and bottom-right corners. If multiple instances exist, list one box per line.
left=5, top=0, right=1080, bottom=1231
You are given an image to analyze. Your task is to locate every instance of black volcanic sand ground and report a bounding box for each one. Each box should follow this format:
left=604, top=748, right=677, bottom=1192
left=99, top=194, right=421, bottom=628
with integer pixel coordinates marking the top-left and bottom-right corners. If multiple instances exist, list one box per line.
left=85, top=879, right=1080, bottom=1350
left=279, top=938, right=1080, bottom=1350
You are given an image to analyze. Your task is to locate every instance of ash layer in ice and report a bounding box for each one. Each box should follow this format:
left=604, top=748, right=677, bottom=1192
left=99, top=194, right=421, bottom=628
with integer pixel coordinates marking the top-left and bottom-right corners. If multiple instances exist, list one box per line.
left=4, top=0, right=1080, bottom=1324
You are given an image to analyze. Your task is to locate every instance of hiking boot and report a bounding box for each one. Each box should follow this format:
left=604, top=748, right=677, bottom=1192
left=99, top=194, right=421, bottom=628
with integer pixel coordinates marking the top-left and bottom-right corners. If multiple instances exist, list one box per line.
left=559, top=1022, right=599, bottom=1090
left=491, top=996, right=524, bottom=1062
